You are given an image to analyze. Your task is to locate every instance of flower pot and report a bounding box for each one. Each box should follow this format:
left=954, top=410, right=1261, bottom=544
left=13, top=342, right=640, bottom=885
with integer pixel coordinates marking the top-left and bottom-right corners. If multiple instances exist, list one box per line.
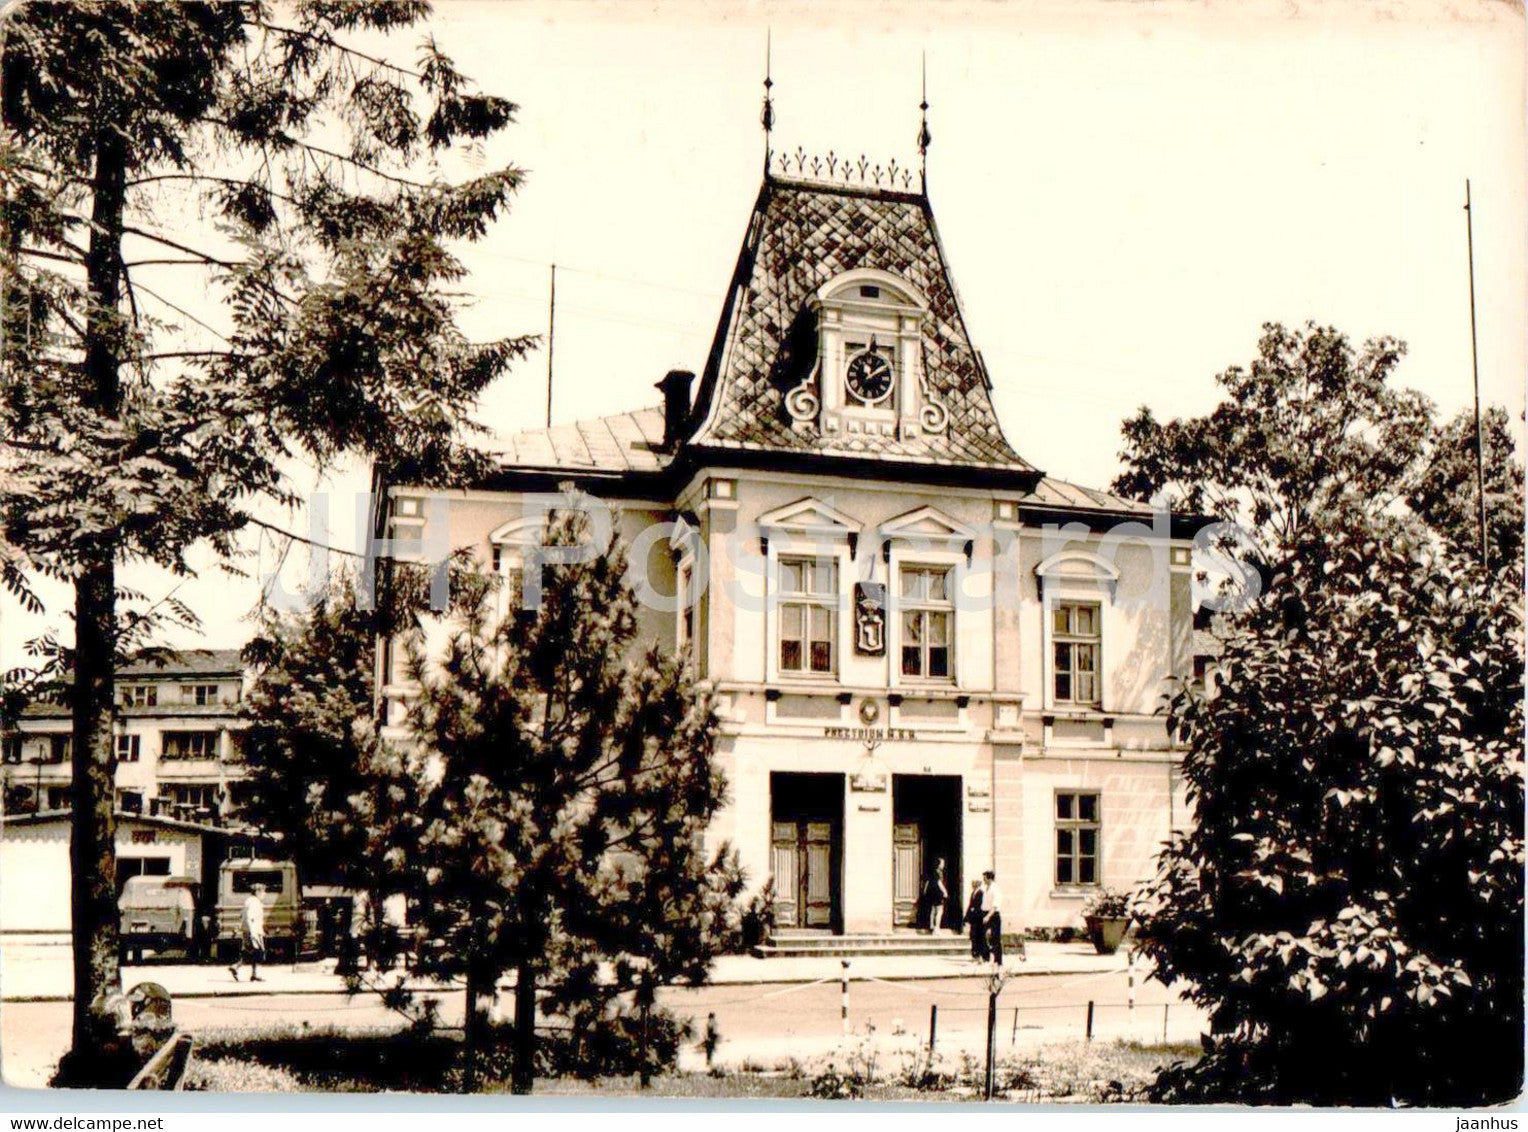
left=1085, top=914, right=1129, bottom=955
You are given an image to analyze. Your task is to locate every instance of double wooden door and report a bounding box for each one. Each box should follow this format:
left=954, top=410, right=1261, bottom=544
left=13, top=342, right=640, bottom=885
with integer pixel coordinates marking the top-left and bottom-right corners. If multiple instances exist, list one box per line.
left=772, top=820, right=834, bottom=928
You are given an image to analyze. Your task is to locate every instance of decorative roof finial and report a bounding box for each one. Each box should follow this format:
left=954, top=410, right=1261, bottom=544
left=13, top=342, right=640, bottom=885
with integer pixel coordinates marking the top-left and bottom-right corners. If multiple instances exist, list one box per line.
left=917, top=51, right=932, bottom=192
left=761, top=30, right=775, bottom=174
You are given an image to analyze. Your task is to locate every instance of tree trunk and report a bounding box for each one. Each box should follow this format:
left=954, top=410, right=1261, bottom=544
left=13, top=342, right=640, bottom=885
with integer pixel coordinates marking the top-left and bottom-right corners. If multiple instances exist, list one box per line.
left=462, top=961, right=482, bottom=1092
left=511, top=961, right=536, bottom=1095
left=638, top=971, right=653, bottom=1089
left=59, top=123, right=129, bottom=1086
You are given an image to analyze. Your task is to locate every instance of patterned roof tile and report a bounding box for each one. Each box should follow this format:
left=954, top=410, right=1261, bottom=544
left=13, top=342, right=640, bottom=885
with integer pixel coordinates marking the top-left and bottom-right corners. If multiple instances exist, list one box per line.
left=687, top=178, right=1035, bottom=474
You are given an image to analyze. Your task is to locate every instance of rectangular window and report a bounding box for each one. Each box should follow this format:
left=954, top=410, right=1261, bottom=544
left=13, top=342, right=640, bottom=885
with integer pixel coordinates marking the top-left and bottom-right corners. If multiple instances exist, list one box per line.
left=899, top=565, right=954, bottom=680
left=163, top=783, right=219, bottom=811
left=181, top=684, right=220, bottom=706
left=116, top=734, right=141, bottom=762
left=161, top=731, right=218, bottom=760
left=778, top=557, right=837, bottom=676
left=47, top=735, right=72, bottom=763
left=1053, top=602, right=1101, bottom=706
left=2, top=736, right=20, bottom=765
left=226, top=780, right=255, bottom=815
left=116, top=855, right=171, bottom=895
left=495, top=554, right=526, bottom=619
left=1055, top=791, right=1101, bottom=886
left=230, top=868, right=285, bottom=894
left=122, top=685, right=158, bottom=708
left=45, top=786, right=71, bottom=811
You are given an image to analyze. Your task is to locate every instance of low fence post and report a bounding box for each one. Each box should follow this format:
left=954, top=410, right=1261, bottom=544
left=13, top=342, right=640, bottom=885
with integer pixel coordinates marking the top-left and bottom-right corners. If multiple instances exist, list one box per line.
left=1011, top=1006, right=1019, bottom=1045
left=927, top=1003, right=938, bottom=1054
left=840, top=960, right=850, bottom=1037
left=1086, top=1000, right=1095, bottom=1043
left=984, top=985, right=998, bottom=1100
left=1163, top=1002, right=1170, bottom=1044
left=1127, top=952, right=1136, bottom=1014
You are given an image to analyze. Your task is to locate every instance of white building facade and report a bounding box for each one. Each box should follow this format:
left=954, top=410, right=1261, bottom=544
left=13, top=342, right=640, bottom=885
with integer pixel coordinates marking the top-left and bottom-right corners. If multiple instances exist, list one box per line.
left=1, top=649, right=250, bottom=824
left=378, top=169, right=1199, bottom=933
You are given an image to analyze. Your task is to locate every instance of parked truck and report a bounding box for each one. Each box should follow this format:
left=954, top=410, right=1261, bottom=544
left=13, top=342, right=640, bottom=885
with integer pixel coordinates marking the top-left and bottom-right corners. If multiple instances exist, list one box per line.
left=214, top=857, right=308, bottom=960
left=118, top=875, right=199, bottom=961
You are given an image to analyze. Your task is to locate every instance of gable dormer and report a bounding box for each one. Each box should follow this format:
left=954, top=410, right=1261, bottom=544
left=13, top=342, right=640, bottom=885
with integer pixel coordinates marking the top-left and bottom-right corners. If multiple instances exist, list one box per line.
left=784, top=268, right=948, bottom=443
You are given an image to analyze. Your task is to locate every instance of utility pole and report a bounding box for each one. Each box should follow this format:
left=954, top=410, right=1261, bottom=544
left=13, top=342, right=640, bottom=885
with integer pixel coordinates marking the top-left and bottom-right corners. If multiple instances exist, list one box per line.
left=546, top=263, right=556, bottom=429
left=1464, top=180, right=1489, bottom=569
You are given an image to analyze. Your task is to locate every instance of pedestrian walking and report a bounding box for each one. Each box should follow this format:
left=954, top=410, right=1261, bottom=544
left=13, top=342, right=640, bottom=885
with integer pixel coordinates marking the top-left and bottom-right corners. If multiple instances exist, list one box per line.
left=924, top=858, right=949, bottom=932
left=229, top=882, right=267, bottom=982
left=982, top=870, right=1004, bottom=966
left=965, top=879, right=988, bottom=961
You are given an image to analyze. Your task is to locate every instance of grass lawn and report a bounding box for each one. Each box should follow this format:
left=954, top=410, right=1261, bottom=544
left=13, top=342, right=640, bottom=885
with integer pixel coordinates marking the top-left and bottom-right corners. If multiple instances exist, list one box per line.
left=184, top=1025, right=1198, bottom=1101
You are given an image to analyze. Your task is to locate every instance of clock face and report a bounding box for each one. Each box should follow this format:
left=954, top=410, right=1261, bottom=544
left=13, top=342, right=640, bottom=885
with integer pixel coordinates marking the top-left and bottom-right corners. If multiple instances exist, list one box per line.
left=846, top=349, right=894, bottom=404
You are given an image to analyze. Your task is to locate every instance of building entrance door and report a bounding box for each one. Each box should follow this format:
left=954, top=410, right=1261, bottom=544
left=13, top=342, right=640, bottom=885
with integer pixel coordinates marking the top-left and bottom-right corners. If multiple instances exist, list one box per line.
left=891, top=775, right=963, bottom=929
left=770, top=773, right=843, bottom=930
left=892, top=821, right=922, bottom=926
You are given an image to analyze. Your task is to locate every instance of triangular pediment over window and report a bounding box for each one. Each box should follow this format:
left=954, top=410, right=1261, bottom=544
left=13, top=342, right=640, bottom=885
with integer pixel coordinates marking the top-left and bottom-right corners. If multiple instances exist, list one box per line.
left=879, top=505, right=974, bottom=543
left=757, top=497, right=862, bottom=538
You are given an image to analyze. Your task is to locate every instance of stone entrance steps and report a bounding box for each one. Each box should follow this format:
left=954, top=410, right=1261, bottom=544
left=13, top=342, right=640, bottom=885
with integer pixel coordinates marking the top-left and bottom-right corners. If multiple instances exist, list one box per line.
left=753, top=930, right=972, bottom=959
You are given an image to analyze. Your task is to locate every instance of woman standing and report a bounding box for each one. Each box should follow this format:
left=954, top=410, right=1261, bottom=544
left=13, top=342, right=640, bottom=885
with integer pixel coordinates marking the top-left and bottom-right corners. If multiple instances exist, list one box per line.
left=923, top=858, right=949, bottom=932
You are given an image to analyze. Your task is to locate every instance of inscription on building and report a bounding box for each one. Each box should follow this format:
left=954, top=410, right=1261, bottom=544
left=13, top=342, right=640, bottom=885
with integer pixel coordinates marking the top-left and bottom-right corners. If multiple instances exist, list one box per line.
left=824, top=726, right=917, bottom=742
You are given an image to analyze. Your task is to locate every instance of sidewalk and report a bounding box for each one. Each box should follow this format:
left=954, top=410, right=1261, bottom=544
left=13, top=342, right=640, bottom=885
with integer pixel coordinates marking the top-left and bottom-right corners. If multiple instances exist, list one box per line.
left=708, top=943, right=1126, bottom=987
left=1, top=937, right=1126, bottom=1002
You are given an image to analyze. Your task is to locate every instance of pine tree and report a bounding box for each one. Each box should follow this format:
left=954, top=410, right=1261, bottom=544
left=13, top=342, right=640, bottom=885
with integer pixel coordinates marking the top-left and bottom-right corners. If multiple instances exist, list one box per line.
left=392, top=507, right=742, bottom=1093
left=241, top=572, right=388, bottom=883
left=1, top=3, right=527, bottom=1082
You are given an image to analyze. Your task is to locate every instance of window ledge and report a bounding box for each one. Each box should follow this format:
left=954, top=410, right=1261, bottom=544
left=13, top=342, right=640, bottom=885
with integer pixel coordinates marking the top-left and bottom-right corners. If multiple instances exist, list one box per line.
left=1049, top=887, right=1101, bottom=900
left=767, top=679, right=842, bottom=696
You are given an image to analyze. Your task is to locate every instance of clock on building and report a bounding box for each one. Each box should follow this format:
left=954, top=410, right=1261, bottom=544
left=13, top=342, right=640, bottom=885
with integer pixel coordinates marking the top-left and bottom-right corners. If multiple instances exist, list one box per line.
left=845, top=346, right=894, bottom=405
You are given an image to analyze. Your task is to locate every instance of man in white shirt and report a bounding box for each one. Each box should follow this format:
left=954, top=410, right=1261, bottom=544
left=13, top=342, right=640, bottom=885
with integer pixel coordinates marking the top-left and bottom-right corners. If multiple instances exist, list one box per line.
left=230, top=883, right=267, bottom=983
left=982, top=871, right=1004, bottom=966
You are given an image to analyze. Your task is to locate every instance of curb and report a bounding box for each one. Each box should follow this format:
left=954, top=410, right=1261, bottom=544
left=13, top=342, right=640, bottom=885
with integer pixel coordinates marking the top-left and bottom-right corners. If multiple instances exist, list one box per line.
left=2, top=962, right=1125, bottom=1003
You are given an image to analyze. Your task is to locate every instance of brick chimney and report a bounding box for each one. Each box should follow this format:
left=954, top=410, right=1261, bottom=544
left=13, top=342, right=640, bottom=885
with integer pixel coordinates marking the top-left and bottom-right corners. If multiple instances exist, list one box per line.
left=656, top=369, right=694, bottom=450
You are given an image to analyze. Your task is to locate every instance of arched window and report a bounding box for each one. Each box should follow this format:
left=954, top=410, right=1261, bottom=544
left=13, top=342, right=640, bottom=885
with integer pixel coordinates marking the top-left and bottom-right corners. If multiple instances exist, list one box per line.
left=1035, top=551, right=1119, bottom=710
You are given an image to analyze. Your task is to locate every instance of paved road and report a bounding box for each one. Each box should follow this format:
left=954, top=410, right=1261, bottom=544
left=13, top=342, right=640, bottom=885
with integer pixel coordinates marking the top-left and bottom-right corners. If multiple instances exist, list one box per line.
left=2, top=967, right=1203, bottom=1088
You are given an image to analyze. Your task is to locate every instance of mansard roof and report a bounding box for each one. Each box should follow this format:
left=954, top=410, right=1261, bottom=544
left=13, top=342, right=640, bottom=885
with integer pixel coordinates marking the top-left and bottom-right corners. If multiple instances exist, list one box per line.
left=470, top=172, right=1204, bottom=533
left=685, top=176, right=1036, bottom=477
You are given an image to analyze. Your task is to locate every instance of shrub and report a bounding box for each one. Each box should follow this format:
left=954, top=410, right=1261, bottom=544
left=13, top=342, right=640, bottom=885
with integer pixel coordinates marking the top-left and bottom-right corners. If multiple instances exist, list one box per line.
left=1022, top=926, right=1080, bottom=943
left=735, top=879, right=776, bottom=952
left=184, top=1057, right=305, bottom=1093
left=892, top=1046, right=955, bottom=1091
left=1136, top=526, right=1524, bottom=1106
left=1082, top=888, right=1132, bottom=920
left=533, top=1005, right=691, bottom=1080
left=806, top=1061, right=864, bottom=1100
left=192, top=1026, right=466, bottom=1092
